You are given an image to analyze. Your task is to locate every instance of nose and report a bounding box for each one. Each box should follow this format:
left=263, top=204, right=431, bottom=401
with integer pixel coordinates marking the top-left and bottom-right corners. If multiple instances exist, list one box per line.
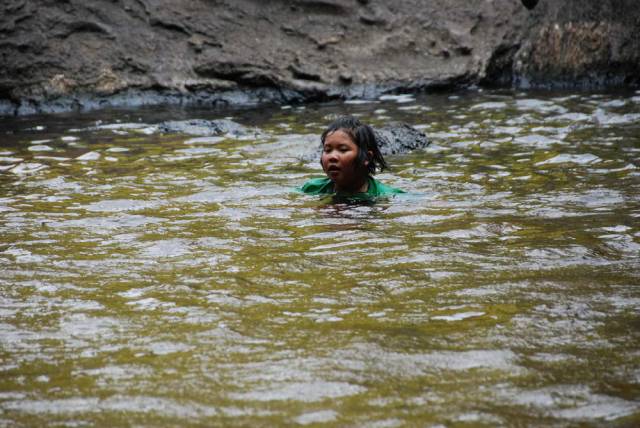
left=322, top=152, right=337, bottom=171
left=324, top=149, right=338, bottom=163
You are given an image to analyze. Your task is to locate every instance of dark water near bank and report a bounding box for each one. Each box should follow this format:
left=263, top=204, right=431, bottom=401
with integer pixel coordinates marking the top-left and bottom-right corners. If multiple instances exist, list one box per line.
left=1, top=90, right=639, bottom=426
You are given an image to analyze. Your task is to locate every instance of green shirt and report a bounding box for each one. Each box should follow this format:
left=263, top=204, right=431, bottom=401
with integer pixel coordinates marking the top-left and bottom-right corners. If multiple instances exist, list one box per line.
left=299, top=177, right=405, bottom=201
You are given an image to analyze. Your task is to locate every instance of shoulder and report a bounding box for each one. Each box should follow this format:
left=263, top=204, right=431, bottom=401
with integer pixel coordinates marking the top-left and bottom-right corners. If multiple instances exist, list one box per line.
left=368, top=177, right=405, bottom=197
left=299, top=177, right=334, bottom=195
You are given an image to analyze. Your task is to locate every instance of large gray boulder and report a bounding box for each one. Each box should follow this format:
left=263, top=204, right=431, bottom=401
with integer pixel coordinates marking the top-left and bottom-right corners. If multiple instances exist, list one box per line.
left=1, top=0, right=638, bottom=115
left=156, top=119, right=429, bottom=156
left=375, top=123, right=430, bottom=156
left=158, top=119, right=254, bottom=137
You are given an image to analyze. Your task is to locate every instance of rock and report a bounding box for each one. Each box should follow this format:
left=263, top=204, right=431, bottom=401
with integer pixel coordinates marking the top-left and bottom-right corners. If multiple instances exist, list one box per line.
left=156, top=119, right=429, bottom=156
left=157, top=119, right=254, bottom=137
left=513, top=2, right=640, bottom=88
left=300, top=123, right=430, bottom=161
left=0, top=0, right=638, bottom=115
left=375, top=124, right=431, bottom=156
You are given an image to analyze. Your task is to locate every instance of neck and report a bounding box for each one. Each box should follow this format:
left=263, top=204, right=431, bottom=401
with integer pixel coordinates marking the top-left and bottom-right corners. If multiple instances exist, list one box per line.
left=335, top=176, right=369, bottom=194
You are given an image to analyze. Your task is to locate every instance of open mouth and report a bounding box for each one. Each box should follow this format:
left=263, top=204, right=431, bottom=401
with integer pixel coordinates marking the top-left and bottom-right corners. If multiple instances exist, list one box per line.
left=327, top=165, right=340, bottom=172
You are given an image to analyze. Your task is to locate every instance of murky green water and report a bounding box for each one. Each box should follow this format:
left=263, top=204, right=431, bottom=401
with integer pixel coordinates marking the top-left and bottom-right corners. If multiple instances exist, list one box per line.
left=1, top=90, right=639, bottom=426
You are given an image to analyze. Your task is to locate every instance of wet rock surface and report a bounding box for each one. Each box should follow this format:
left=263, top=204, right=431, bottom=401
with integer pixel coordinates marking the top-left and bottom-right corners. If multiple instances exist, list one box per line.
left=375, top=124, right=431, bottom=156
left=156, top=119, right=429, bottom=156
left=1, top=0, right=638, bottom=115
left=158, top=119, right=255, bottom=137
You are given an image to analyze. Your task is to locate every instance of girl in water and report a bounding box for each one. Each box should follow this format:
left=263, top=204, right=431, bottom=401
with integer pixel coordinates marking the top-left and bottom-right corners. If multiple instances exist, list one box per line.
left=300, top=116, right=404, bottom=199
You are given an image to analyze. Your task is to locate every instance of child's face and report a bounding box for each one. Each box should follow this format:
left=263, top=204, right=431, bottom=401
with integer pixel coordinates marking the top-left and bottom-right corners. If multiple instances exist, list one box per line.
left=321, top=130, right=368, bottom=191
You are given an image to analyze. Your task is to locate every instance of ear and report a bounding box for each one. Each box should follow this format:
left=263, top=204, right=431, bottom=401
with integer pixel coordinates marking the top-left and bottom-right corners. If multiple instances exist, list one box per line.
left=364, top=150, right=373, bottom=166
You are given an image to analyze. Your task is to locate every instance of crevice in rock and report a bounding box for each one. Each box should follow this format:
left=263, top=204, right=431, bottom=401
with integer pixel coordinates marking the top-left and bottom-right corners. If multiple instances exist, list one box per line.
left=481, top=43, right=520, bottom=86
left=149, top=18, right=191, bottom=36
left=288, top=65, right=322, bottom=82
left=292, top=0, right=352, bottom=15
left=194, top=62, right=280, bottom=88
left=63, top=21, right=115, bottom=39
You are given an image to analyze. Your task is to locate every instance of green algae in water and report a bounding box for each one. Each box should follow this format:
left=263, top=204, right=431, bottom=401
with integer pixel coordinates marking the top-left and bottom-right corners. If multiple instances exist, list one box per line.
left=1, top=91, right=639, bottom=426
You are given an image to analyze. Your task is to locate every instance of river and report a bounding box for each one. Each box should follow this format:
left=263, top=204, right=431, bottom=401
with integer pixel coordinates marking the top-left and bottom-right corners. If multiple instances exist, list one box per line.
left=1, top=89, right=639, bottom=426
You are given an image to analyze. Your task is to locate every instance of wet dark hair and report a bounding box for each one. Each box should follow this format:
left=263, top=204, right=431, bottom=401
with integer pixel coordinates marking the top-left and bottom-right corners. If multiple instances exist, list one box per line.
left=320, top=116, right=388, bottom=175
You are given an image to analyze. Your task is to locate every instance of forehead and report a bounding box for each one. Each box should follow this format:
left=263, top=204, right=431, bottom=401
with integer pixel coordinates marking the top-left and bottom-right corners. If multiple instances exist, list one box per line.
left=323, top=129, right=356, bottom=145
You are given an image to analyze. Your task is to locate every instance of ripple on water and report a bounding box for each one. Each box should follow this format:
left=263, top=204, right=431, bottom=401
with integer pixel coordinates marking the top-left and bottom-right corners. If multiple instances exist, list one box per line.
left=502, top=385, right=638, bottom=422
left=83, top=199, right=160, bottom=212
left=246, top=134, right=318, bottom=162
left=76, top=151, right=101, bottom=161
left=94, top=122, right=157, bottom=134
left=3, top=396, right=219, bottom=418
left=522, top=246, right=605, bottom=269
left=176, top=185, right=283, bottom=205
left=335, top=344, right=521, bottom=377
left=126, top=297, right=175, bottom=311
left=378, top=94, right=415, bottom=103
left=175, top=147, right=222, bottom=156
left=549, top=112, right=592, bottom=123
left=294, top=410, right=338, bottom=425
left=470, top=101, right=508, bottom=110
left=138, top=238, right=192, bottom=258
left=309, top=237, right=403, bottom=252
left=230, top=381, right=366, bottom=402
left=598, top=233, right=640, bottom=255
left=492, top=126, right=522, bottom=135
left=48, top=214, right=164, bottom=232
left=9, top=162, right=47, bottom=174
left=535, top=153, right=601, bottom=166
left=184, top=136, right=225, bottom=144
left=2, top=247, right=46, bottom=263
left=393, top=213, right=463, bottom=225
left=515, top=99, right=568, bottom=114
left=146, top=341, right=192, bottom=356
left=524, top=189, right=625, bottom=218
left=510, top=296, right=613, bottom=349
left=592, top=109, right=640, bottom=126
left=513, top=134, right=561, bottom=148
left=77, top=365, right=153, bottom=385
left=431, top=311, right=486, bottom=321
left=0, top=156, right=23, bottom=163
left=58, top=313, right=119, bottom=341
left=28, top=144, right=54, bottom=152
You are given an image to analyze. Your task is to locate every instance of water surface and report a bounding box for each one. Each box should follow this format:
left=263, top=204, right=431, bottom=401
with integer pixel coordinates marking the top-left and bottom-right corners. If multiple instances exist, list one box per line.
left=1, top=89, right=639, bottom=426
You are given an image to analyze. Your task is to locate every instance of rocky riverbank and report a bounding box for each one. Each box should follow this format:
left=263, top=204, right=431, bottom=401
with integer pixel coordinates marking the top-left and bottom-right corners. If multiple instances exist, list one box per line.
left=1, top=0, right=638, bottom=115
